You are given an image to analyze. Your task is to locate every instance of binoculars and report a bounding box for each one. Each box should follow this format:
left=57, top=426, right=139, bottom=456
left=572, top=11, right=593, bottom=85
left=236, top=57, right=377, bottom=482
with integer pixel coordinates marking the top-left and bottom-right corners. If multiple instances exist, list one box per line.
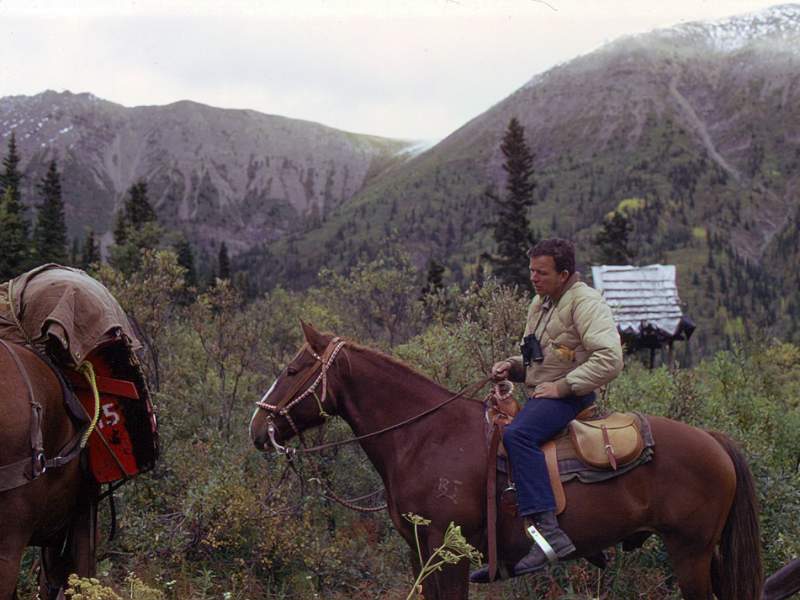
left=521, top=334, right=544, bottom=366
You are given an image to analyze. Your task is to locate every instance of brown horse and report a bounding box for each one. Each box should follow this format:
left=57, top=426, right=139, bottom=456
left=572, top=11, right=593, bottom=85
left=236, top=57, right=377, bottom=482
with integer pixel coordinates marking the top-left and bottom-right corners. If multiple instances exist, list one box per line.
left=249, top=323, right=763, bottom=600
left=0, top=340, right=97, bottom=600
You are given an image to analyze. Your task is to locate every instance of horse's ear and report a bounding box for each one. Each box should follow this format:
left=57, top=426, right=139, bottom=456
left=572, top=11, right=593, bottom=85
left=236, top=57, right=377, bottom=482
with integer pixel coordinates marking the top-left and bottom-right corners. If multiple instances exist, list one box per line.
left=300, top=320, right=328, bottom=353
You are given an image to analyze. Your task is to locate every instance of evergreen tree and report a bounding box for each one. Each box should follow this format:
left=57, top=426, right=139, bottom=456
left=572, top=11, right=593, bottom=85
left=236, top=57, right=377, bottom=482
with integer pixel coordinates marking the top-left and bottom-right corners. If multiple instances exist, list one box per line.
left=474, top=259, right=486, bottom=289
left=174, top=237, right=198, bottom=288
left=486, top=117, right=537, bottom=290
left=124, top=180, right=157, bottom=228
left=1, top=132, right=24, bottom=208
left=0, top=134, right=30, bottom=277
left=70, top=237, right=80, bottom=266
left=33, top=160, right=68, bottom=265
left=109, top=180, right=162, bottom=274
left=218, top=242, right=231, bottom=281
left=594, top=211, right=635, bottom=265
left=421, top=259, right=445, bottom=297
left=81, top=229, right=100, bottom=268
left=113, top=210, right=128, bottom=245
left=0, top=187, right=29, bottom=279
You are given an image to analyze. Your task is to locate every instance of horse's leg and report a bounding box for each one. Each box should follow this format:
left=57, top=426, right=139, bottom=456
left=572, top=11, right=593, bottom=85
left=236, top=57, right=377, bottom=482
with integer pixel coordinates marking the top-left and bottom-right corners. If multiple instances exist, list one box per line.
left=39, top=532, right=70, bottom=600
left=38, top=490, right=98, bottom=600
left=69, top=489, right=98, bottom=577
left=662, top=533, right=714, bottom=600
left=417, top=527, right=470, bottom=600
left=421, top=561, right=469, bottom=600
left=0, top=534, right=25, bottom=600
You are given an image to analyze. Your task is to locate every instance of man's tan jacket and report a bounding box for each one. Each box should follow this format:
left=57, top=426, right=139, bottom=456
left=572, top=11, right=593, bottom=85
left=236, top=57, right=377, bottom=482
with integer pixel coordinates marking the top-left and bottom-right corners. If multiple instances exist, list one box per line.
left=507, top=273, right=623, bottom=398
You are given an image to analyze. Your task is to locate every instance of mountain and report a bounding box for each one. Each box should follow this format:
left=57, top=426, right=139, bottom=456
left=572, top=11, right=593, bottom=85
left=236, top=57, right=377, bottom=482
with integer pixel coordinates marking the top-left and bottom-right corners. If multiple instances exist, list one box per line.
left=237, top=4, right=800, bottom=348
left=0, top=90, right=414, bottom=258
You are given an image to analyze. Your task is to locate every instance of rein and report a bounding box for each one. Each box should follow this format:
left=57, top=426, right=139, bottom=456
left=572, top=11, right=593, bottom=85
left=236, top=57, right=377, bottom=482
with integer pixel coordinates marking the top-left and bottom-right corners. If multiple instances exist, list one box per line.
left=298, top=375, right=490, bottom=455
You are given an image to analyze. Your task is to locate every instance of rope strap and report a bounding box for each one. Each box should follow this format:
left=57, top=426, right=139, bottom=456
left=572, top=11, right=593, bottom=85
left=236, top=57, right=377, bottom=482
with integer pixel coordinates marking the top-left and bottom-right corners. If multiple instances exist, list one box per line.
left=77, top=361, right=101, bottom=448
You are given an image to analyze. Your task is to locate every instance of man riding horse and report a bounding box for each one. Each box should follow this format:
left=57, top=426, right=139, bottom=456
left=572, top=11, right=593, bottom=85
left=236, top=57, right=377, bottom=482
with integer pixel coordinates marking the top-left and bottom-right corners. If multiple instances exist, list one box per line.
left=472, top=238, right=623, bottom=581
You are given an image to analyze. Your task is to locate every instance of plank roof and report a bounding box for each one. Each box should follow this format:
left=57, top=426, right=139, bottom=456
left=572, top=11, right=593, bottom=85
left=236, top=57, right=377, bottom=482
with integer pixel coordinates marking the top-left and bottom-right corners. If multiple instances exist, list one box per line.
left=591, top=264, right=688, bottom=339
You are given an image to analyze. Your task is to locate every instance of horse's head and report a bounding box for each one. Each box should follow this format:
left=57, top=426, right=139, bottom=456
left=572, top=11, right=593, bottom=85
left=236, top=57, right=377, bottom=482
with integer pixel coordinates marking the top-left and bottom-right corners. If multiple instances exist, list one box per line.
left=249, top=321, right=346, bottom=453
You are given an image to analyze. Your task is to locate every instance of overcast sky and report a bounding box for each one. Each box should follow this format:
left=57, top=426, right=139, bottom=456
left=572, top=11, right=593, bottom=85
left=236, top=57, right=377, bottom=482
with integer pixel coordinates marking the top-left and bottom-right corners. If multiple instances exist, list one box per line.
left=0, top=0, right=787, bottom=140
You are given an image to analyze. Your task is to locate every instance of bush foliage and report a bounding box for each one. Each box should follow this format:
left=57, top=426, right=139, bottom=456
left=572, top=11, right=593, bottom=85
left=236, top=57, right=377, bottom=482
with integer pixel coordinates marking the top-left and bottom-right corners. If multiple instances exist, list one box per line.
left=16, top=250, right=800, bottom=598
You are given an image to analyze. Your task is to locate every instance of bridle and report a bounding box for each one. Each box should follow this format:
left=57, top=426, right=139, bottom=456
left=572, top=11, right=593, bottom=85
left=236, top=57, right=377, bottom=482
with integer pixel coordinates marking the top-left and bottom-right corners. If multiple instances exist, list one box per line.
left=255, top=337, right=347, bottom=456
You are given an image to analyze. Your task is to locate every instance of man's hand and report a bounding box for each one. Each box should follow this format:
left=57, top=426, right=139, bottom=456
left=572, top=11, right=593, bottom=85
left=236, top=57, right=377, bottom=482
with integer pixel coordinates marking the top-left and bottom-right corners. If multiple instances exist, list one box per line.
left=533, top=382, right=561, bottom=398
left=491, top=360, right=512, bottom=382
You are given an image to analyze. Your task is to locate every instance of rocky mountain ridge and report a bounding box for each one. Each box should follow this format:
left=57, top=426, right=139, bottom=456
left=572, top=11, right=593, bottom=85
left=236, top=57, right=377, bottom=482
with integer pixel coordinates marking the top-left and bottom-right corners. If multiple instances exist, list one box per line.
left=0, top=90, right=414, bottom=256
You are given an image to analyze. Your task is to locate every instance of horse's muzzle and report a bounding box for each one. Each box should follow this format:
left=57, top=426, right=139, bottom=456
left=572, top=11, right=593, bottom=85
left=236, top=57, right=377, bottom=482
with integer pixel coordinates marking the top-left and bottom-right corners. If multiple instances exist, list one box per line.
left=249, top=410, right=269, bottom=451
left=251, top=427, right=268, bottom=451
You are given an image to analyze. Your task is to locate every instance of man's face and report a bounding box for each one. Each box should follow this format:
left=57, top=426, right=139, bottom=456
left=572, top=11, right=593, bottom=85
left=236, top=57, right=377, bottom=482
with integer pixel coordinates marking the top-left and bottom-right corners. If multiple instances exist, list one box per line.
left=529, top=255, right=569, bottom=298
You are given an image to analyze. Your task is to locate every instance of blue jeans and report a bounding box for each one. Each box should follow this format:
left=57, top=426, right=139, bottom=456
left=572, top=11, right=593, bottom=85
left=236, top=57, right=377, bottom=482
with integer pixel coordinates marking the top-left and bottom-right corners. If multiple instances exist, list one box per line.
left=503, top=393, right=595, bottom=516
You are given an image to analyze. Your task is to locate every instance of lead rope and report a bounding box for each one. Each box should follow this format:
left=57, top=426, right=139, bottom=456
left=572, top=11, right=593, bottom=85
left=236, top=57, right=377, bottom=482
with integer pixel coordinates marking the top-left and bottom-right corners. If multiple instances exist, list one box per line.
left=77, top=361, right=101, bottom=448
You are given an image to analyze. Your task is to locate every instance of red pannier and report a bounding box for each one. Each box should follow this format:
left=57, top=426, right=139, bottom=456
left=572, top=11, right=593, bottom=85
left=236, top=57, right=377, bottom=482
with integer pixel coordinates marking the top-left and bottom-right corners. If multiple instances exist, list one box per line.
left=66, top=347, right=158, bottom=483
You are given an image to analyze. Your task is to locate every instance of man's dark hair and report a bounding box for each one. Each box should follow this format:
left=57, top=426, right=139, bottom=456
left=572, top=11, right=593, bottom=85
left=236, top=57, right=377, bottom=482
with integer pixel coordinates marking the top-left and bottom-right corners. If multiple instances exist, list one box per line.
left=528, top=238, right=576, bottom=275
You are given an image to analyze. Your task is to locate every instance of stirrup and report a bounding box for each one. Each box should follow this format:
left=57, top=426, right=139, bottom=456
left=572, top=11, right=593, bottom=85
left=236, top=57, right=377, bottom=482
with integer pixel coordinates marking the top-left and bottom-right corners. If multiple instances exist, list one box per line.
left=525, top=521, right=558, bottom=563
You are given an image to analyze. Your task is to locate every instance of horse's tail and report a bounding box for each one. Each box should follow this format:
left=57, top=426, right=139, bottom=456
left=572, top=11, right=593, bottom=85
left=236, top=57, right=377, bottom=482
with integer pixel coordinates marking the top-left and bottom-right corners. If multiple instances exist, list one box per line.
left=708, top=431, right=763, bottom=600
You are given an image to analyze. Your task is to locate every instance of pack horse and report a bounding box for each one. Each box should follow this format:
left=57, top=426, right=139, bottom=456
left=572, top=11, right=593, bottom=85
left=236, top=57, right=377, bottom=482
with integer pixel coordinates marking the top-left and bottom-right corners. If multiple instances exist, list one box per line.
left=250, top=323, right=763, bottom=600
left=0, top=265, right=158, bottom=599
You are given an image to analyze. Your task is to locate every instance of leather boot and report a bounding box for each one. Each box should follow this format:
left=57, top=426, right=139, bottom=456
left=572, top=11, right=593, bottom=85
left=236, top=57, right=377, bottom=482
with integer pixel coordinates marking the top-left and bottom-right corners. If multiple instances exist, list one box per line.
left=512, top=511, right=575, bottom=576
left=468, top=565, right=492, bottom=584
left=469, top=560, right=514, bottom=584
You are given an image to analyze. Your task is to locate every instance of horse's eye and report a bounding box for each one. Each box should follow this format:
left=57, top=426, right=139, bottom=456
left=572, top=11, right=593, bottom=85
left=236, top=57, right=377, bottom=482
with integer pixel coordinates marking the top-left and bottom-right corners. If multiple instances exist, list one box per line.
left=287, top=365, right=299, bottom=375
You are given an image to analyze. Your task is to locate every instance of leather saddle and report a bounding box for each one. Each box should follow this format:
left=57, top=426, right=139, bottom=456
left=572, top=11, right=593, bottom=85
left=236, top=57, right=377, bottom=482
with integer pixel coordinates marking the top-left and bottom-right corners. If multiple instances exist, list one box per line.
left=541, top=409, right=647, bottom=515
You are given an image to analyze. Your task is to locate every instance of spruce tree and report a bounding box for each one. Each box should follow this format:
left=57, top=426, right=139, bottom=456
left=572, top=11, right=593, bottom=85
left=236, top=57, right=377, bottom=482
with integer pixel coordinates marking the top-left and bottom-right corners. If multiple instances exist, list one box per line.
left=1, top=133, right=24, bottom=208
left=125, top=181, right=156, bottom=228
left=0, top=134, right=30, bottom=277
left=218, top=241, right=231, bottom=280
left=109, top=179, right=161, bottom=274
left=113, top=210, right=128, bottom=245
left=33, top=160, right=68, bottom=265
left=487, top=117, right=537, bottom=290
left=421, top=259, right=445, bottom=296
left=175, top=237, right=198, bottom=287
left=81, top=229, right=100, bottom=267
left=70, top=237, right=80, bottom=266
left=0, top=188, right=29, bottom=279
left=594, top=211, right=634, bottom=265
